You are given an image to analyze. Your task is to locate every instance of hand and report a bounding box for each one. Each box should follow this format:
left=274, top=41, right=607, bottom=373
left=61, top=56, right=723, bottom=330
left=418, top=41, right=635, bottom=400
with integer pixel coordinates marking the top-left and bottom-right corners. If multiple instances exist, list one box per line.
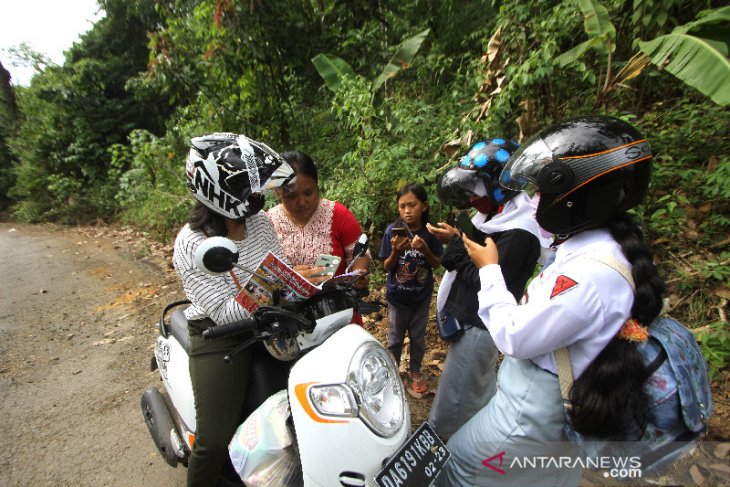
left=390, top=235, right=411, bottom=254
left=426, top=222, right=458, bottom=243
left=348, top=256, right=371, bottom=289
left=462, top=234, right=499, bottom=268
left=352, top=268, right=370, bottom=289
left=410, top=235, right=427, bottom=253
left=294, top=265, right=330, bottom=285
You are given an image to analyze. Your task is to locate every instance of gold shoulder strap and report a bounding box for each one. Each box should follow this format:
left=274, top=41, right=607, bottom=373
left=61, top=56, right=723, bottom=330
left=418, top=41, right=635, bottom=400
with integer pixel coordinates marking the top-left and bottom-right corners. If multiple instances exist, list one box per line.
left=555, top=252, right=635, bottom=409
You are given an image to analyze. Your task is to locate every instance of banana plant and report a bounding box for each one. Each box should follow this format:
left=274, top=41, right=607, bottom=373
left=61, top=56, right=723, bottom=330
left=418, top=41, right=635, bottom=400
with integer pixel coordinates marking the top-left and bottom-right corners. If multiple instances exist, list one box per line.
left=554, top=0, right=615, bottom=66
left=554, top=0, right=619, bottom=109
left=311, top=28, right=430, bottom=97
left=556, top=2, right=729, bottom=108
left=639, top=6, right=730, bottom=107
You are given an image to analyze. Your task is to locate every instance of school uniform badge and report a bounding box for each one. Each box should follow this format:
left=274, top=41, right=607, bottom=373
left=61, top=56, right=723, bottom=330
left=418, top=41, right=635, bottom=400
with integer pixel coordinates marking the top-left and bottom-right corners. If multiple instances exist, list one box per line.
left=550, top=275, right=578, bottom=299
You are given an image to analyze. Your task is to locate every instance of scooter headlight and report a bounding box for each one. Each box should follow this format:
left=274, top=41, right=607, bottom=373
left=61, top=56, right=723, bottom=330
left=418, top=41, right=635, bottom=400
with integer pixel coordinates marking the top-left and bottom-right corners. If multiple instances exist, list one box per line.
left=347, top=341, right=405, bottom=437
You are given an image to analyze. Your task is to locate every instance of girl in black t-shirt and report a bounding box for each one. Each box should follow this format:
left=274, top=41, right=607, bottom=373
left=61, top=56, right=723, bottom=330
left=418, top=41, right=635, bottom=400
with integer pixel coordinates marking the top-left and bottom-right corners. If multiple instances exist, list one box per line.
left=379, top=182, right=443, bottom=395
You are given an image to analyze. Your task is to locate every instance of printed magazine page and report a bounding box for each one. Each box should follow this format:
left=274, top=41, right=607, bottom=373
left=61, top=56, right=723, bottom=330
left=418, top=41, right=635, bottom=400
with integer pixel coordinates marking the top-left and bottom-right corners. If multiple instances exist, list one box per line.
left=234, top=252, right=320, bottom=312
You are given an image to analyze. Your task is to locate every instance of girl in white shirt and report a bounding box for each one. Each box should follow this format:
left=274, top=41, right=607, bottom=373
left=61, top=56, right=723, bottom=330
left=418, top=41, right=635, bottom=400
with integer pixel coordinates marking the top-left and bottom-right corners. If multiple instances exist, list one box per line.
left=437, top=115, right=665, bottom=486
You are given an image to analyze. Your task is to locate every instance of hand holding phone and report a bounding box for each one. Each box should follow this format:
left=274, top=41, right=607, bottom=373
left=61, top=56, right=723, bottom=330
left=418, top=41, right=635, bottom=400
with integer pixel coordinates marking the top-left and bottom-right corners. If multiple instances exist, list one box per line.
left=391, top=227, right=410, bottom=239
left=456, top=213, right=486, bottom=244
left=311, top=254, right=341, bottom=277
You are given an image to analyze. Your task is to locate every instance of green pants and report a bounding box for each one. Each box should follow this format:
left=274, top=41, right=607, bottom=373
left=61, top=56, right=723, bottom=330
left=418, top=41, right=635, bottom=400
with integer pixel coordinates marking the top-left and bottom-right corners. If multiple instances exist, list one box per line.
left=187, top=323, right=253, bottom=487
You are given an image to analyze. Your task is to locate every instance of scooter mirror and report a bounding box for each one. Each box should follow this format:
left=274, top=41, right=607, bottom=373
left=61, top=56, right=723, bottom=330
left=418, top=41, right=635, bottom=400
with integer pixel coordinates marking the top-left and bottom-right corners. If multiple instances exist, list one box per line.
left=193, top=237, right=239, bottom=275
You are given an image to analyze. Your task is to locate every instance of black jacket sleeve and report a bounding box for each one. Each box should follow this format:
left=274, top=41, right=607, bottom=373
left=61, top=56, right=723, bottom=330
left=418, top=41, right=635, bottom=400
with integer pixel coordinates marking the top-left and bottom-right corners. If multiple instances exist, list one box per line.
left=492, top=229, right=541, bottom=301
left=441, top=235, right=480, bottom=287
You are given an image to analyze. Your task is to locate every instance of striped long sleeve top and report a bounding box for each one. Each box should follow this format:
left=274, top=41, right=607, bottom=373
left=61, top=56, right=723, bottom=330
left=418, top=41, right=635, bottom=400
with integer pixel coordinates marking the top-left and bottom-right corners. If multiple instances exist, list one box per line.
left=172, top=213, right=283, bottom=325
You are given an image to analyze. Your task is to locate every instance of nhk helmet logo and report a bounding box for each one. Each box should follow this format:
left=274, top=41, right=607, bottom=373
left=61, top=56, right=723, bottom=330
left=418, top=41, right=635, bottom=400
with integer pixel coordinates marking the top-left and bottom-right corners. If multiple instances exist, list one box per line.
left=189, top=159, right=246, bottom=218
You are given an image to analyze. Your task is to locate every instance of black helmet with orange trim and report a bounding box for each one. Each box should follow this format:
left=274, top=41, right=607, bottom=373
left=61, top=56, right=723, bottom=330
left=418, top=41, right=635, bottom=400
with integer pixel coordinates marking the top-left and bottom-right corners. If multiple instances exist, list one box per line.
left=499, top=115, right=653, bottom=235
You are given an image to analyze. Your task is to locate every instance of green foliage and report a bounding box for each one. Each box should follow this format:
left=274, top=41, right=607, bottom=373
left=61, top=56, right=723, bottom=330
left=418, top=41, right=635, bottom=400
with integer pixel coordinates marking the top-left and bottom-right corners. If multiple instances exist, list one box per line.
left=554, top=2, right=730, bottom=109
left=641, top=96, right=729, bottom=244
left=555, top=0, right=616, bottom=66
left=3, top=0, right=728, bottom=371
left=696, top=320, right=730, bottom=381
left=695, top=252, right=730, bottom=283
left=648, top=192, right=689, bottom=235
left=473, top=0, right=584, bottom=135
left=111, top=128, right=191, bottom=241
left=631, top=0, right=682, bottom=44
left=639, top=6, right=730, bottom=106
left=310, top=27, right=437, bottom=232
left=6, top=1, right=171, bottom=223
left=372, top=29, right=431, bottom=92
left=310, top=54, right=358, bottom=93
left=0, top=61, right=19, bottom=210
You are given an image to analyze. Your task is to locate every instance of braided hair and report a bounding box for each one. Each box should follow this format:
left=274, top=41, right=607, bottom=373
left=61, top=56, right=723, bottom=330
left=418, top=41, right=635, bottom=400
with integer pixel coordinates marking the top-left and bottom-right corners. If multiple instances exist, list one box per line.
left=568, top=213, right=666, bottom=438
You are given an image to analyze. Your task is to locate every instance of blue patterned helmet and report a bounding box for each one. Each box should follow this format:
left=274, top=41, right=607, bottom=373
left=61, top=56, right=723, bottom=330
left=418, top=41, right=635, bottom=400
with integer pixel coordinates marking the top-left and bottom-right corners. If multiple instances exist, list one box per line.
left=438, top=138, right=520, bottom=208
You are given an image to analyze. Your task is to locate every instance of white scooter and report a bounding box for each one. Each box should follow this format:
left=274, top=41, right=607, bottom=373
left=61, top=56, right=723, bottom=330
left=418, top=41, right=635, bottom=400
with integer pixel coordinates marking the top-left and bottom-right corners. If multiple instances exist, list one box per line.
left=141, top=235, right=449, bottom=486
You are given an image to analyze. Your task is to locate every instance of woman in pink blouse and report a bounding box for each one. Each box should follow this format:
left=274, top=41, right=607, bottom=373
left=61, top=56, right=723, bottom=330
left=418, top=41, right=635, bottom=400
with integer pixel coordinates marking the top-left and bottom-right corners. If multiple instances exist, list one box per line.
left=267, top=151, right=371, bottom=281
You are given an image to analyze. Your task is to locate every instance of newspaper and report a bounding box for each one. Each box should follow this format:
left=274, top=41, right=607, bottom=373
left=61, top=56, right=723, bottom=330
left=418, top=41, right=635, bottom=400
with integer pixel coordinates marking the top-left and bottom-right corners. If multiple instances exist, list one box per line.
left=233, top=252, right=361, bottom=313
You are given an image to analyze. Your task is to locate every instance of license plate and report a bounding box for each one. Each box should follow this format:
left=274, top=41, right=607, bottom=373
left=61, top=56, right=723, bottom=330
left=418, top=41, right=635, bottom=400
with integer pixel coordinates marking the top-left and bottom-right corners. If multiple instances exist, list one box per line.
left=375, top=422, right=450, bottom=487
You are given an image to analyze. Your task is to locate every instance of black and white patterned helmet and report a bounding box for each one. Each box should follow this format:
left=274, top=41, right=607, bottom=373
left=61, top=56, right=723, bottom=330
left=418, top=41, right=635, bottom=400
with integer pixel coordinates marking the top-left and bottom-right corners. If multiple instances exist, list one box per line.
left=185, top=133, right=296, bottom=219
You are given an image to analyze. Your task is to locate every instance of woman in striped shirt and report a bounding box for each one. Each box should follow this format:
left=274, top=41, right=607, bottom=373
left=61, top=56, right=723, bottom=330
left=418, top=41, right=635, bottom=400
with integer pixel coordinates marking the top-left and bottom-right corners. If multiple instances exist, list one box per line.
left=172, top=133, right=295, bottom=487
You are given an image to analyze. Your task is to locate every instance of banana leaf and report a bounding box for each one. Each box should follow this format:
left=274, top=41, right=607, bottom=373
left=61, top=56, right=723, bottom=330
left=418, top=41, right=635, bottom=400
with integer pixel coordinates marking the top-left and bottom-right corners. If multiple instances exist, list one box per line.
left=555, top=37, right=609, bottom=67
left=311, top=53, right=357, bottom=93
left=673, top=5, right=730, bottom=36
left=372, top=28, right=430, bottom=92
left=639, top=7, right=730, bottom=106
left=578, top=0, right=616, bottom=56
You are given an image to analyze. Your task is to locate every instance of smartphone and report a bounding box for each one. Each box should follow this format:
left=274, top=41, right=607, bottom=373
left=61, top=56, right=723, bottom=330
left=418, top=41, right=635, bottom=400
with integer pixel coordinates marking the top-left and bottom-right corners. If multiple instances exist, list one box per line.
left=311, top=254, right=341, bottom=277
left=456, top=213, right=486, bottom=244
left=391, top=227, right=411, bottom=239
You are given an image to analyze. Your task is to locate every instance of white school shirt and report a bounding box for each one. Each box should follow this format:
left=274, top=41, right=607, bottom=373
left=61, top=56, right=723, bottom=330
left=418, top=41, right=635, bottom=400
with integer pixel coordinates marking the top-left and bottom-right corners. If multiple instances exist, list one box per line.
left=172, top=213, right=283, bottom=325
left=477, top=228, right=634, bottom=378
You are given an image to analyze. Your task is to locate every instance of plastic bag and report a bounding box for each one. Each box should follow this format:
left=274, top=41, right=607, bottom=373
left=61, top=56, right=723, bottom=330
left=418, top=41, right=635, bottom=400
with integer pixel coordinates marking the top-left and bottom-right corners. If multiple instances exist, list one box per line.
left=229, top=389, right=303, bottom=486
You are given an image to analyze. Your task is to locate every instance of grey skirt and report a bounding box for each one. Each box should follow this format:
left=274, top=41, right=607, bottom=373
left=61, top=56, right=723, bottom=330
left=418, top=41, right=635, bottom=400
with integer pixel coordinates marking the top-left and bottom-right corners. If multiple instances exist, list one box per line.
left=436, top=356, right=582, bottom=486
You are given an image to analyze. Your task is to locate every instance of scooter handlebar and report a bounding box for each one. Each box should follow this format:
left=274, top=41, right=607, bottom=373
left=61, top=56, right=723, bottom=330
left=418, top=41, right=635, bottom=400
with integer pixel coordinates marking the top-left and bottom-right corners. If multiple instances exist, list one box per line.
left=202, top=317, right=257, bottom=339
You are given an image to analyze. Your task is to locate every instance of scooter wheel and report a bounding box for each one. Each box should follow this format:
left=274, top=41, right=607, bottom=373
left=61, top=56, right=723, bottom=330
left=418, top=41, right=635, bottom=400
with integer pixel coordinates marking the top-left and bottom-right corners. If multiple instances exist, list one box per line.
left=141, top=388, right=179, bottom=467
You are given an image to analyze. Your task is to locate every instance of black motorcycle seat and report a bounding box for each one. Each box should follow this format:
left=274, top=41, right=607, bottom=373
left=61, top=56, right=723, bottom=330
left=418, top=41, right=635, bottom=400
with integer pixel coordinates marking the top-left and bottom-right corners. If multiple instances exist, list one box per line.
left=169, top=309, right=191, bottom=353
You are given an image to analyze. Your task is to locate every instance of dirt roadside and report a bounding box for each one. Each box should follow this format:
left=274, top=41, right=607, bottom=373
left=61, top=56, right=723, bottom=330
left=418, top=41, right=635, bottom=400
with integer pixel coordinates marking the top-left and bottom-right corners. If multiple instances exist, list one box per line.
left=0, top=223, right=186, bottom=487
left=0, top=223, right=727, bottom=487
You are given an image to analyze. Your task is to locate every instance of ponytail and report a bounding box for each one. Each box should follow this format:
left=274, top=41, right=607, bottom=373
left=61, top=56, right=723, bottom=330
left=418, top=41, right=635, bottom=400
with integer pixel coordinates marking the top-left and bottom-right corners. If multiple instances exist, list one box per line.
left=189, top=201, right=227, bottom=236
left=568, top=214, right=665, bottom=438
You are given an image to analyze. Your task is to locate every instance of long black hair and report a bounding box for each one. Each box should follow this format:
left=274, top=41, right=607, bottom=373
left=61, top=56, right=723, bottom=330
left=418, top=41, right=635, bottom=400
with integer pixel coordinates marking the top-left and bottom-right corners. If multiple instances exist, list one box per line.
left=189, top=201, right=227, bottom=236
left=395, top=182, right=431, bottom=228
left=568, top=213, right=666, bottom=438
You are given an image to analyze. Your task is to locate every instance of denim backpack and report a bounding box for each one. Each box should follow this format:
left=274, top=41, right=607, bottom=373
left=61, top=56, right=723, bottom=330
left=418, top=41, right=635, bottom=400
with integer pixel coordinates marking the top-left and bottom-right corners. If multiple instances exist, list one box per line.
left=555, top=255, right=712, bottom=476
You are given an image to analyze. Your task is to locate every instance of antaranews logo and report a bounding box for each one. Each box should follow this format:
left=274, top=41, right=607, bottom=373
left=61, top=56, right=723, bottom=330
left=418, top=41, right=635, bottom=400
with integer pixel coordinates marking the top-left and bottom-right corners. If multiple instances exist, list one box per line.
left=482, top=451, right=506, bottom=475
left=481, top=451, right=642, bottom=479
